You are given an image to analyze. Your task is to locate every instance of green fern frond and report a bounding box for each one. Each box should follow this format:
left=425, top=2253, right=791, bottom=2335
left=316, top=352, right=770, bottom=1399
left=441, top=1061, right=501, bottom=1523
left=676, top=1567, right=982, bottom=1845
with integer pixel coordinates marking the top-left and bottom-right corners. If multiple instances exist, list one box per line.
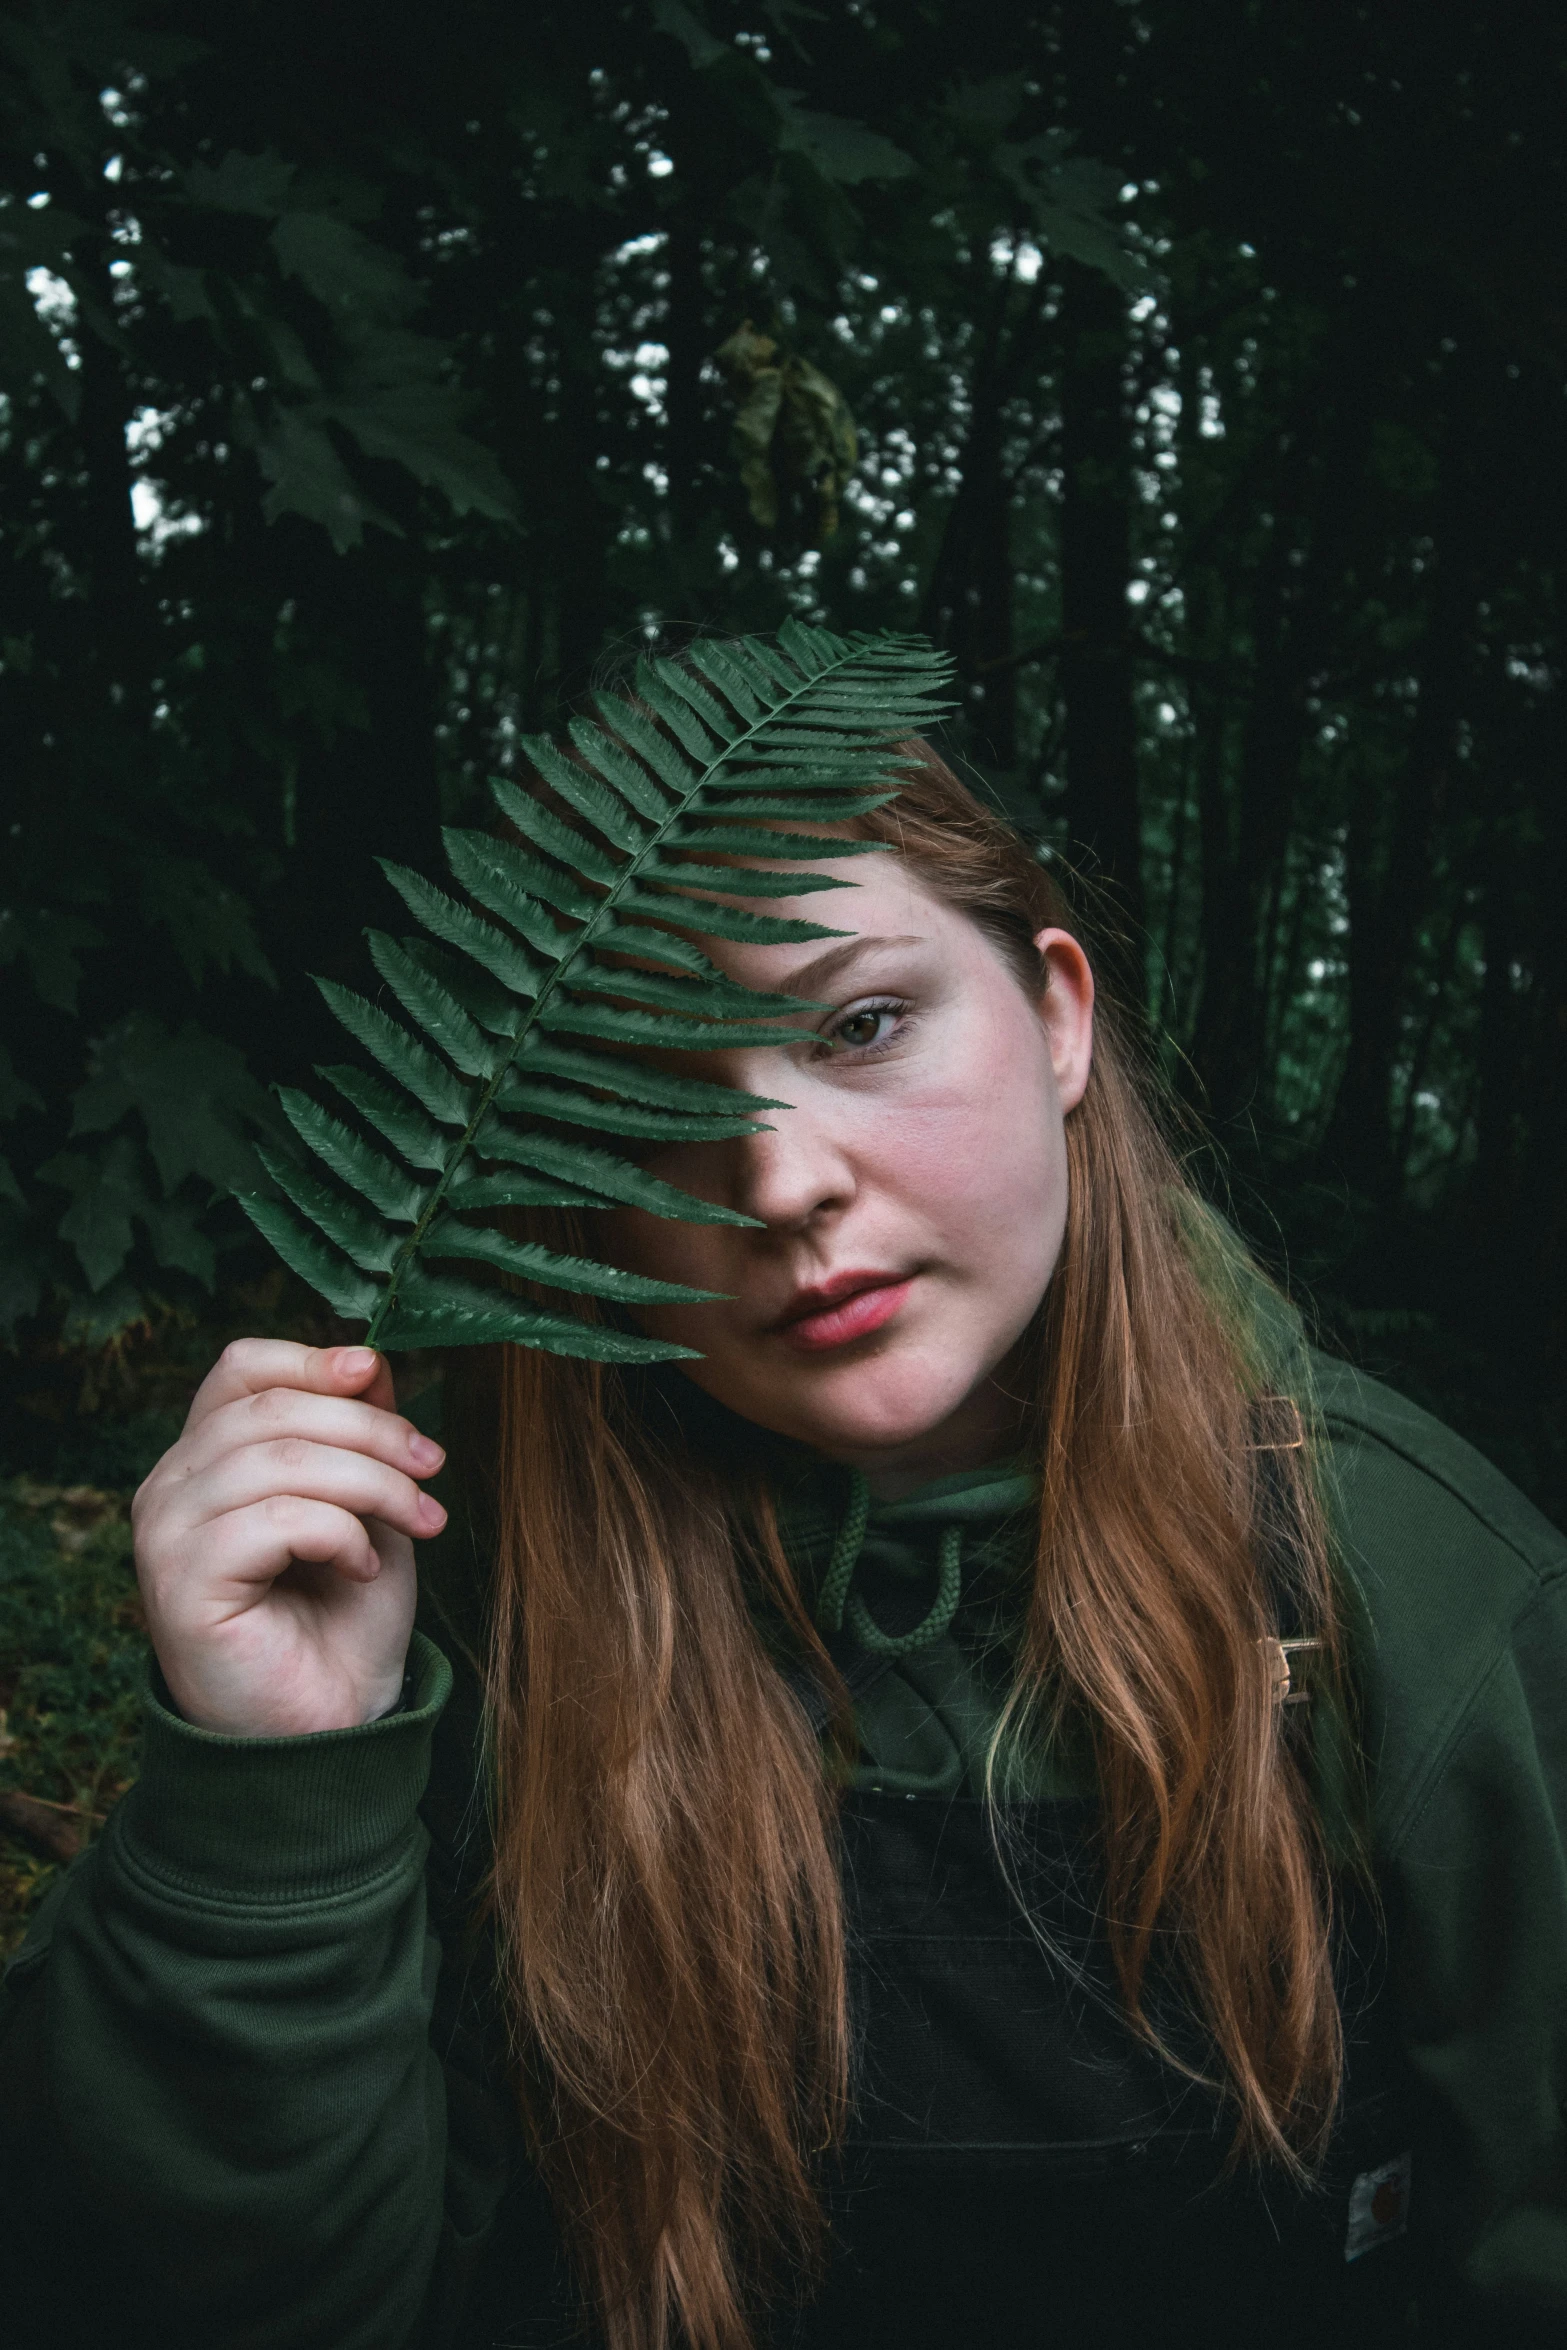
left=235, top=622, right=953, bottom=1361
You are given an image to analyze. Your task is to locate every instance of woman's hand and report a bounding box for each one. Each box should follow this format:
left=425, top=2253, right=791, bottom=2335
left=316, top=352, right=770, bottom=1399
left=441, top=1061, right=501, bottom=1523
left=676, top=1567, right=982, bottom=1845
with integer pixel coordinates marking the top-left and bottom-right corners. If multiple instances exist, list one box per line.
left=132, top=1341, right=446, bottom=1737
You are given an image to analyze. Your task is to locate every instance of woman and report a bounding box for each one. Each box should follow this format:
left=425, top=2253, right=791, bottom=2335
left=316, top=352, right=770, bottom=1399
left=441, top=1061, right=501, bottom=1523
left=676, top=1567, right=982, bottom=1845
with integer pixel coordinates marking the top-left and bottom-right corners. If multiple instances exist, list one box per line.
left=3, top=747, right=1566, bottom=2350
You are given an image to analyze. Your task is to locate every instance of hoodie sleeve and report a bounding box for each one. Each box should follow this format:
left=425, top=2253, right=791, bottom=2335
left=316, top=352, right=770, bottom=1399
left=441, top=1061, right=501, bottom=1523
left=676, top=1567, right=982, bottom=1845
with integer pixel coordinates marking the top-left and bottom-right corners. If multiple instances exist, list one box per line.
left=1320, top=1358, right=1567, bottom=2336
left=0, top=1632, right=470, bottom=2350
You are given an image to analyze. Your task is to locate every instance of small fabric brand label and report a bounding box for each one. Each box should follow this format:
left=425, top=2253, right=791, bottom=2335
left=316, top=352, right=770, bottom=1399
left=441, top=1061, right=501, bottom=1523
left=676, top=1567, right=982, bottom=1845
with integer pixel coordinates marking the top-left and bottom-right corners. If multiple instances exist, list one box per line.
left=1344, top=2149, right=1413, bottom=2262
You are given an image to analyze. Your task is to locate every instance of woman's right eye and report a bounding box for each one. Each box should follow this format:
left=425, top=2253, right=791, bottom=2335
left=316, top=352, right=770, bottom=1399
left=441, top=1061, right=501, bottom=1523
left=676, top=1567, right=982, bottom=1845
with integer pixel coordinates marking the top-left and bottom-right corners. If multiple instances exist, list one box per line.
left=837, top=1008, right=888, bottom=1048
left=818, top=998, right=908, bottom=1057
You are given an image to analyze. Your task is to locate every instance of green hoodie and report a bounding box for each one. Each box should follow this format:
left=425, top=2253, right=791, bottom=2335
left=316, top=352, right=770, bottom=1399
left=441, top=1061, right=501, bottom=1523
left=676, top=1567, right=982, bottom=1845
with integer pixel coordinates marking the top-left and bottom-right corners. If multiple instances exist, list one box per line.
left=2, top=1350, right=1566, bottom=2346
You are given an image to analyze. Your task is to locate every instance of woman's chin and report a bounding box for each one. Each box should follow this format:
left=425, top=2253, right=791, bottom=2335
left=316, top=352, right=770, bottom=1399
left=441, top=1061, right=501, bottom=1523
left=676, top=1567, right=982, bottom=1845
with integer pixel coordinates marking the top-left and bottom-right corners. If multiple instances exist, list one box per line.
left=705, top=1347, right=989, bottom=1467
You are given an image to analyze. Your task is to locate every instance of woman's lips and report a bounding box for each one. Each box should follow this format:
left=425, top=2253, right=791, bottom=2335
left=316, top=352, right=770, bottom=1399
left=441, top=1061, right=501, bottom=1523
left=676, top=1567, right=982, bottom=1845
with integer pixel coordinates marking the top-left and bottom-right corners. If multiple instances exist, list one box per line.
left=775, top=1276, right=914, bottom=1352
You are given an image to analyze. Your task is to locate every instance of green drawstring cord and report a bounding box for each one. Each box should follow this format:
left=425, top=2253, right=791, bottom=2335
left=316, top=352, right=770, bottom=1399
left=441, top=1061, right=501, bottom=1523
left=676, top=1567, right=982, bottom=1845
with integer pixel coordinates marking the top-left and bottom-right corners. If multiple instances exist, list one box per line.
left=814, top=1472, right=870, bottom=1634
left=815, top=1468, right=965, bottom=1657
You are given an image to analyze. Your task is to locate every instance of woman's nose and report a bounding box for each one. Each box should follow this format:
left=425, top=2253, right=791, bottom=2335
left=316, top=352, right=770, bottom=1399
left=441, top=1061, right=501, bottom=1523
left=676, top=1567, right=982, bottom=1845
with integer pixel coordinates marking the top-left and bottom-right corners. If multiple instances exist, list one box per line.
left=729, top=1097, right=855, bottom=1232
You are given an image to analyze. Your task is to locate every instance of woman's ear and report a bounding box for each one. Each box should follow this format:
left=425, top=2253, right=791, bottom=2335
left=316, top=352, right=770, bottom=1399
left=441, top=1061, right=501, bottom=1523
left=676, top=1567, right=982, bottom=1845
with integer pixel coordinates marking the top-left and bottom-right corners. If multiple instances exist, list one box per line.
left=1033, top=928, right=1095, bottom=1113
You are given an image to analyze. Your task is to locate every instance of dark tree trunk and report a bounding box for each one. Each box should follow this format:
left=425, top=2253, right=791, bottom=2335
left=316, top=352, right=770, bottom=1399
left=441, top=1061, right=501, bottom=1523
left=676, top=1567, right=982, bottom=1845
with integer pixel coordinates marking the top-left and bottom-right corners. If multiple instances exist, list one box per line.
left=1169, top=359, right=1230, bottom=1060
left=1476, top=692, right=1567, bottom=1348
left=1188, top=375, right=1370, bottom=1130
left=1262, top=841, right=1313, bottom=1085
left=270, top=534, right=444, bottom=1077
left=75, top=251, right=147, bottom=721
left=1521, top=715, right=1567, bottom=1349
left=1323, top=503, right=1471, bottom=1192
left=1471, top=807, right=1523, bottom=1225
left=970, top=451, right=1018, bottom=769
left=920, top=400, right=1018, bottom=768
left=1057, top=260, right=1142, bottom=951
left=1186, top=493, right=1305, bottom=1126
left=662, top=213, right=706, bottom=535
left=552, top=493, right=616, bottom=704
left=920, top=264, right=1032, bottom=769
left=1158, top=776, right=1198, bottom=1034
left=1392, top=888, right=1464, bottom=1180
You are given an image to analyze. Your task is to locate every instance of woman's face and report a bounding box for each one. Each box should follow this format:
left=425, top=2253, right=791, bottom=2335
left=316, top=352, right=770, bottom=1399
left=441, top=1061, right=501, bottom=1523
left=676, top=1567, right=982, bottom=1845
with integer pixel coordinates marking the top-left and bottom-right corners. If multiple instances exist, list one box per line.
left=607, top=853, right=1095, bottom=1491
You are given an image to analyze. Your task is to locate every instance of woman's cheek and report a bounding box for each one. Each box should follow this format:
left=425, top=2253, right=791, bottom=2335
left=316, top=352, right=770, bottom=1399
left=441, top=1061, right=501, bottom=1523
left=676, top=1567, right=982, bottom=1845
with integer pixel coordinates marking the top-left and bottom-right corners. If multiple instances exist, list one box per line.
left=881, top=1083, right=1056, bottom=1245
left=905, top=1063, right=1069, bottom=1317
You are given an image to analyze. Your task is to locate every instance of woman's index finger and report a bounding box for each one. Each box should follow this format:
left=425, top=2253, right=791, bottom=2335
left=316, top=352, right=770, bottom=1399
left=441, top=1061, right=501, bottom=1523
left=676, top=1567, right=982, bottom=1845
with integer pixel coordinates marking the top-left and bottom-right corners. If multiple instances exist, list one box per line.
left=184, top=1339, right=390, bottom=1433
left=358, top=1352, right=399, bottom=1415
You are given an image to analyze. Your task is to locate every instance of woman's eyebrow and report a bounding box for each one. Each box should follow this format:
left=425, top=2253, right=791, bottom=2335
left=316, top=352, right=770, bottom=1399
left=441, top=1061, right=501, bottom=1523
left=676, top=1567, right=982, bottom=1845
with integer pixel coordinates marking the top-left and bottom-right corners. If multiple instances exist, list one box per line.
left=783, top=935, right=925, bottom=997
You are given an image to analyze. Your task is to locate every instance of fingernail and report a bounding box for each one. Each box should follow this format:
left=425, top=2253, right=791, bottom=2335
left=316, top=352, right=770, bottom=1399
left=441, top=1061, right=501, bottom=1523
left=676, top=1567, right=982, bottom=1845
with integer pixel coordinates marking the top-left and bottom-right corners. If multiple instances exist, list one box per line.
left=409, top=1434, right=444, bottom=1470
left=418, top=1495, right=448, bottom=1530
left=335, top=1347, right=377, bottom=1377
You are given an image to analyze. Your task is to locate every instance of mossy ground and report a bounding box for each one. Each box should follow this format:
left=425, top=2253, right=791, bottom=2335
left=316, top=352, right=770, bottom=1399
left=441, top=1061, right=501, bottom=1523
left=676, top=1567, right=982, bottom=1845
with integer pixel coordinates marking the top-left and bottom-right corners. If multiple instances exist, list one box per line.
left=0, top=1478, right=147, bottom=1958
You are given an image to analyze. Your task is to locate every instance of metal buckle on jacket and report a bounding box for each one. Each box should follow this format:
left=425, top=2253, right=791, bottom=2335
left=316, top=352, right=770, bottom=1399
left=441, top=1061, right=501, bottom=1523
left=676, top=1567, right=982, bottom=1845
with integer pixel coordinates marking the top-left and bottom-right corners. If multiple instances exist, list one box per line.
left=1265, top=1635, right=1321, bottom=1706
left=1247, top=1394, right=1306, bottom=1451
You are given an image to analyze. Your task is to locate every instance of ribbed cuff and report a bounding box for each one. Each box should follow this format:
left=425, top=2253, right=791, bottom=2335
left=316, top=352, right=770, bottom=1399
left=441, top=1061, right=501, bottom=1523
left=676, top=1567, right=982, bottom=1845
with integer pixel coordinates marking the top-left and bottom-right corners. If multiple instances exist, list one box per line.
left=115, top=1631, right=455, bottom=1902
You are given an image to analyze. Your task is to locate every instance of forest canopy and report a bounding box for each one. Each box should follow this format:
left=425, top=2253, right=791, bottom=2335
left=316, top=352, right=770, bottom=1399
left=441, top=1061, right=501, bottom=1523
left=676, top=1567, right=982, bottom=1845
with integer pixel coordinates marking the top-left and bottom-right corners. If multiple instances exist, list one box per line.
left=1, top=0, right=1563, bottom=1517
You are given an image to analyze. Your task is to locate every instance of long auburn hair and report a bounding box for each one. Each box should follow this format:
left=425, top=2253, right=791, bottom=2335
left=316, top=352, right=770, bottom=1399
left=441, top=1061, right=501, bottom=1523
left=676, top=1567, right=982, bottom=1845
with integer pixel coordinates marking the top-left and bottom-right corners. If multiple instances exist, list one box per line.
left=459, top=744, right=1348, bottom=2350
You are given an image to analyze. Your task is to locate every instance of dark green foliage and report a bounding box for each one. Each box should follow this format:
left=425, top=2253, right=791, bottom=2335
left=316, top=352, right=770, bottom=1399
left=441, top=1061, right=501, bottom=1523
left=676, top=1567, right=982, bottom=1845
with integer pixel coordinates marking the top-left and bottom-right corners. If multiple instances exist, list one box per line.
left=236, top=625, right=951, bottom=1361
